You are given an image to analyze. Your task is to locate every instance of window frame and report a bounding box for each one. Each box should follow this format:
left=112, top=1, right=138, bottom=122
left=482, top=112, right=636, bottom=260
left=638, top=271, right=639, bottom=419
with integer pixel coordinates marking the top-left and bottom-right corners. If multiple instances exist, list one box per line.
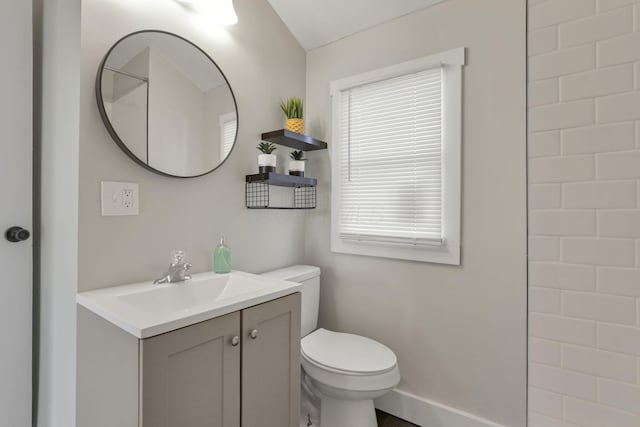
left=329, top=47, right=464, bottom=265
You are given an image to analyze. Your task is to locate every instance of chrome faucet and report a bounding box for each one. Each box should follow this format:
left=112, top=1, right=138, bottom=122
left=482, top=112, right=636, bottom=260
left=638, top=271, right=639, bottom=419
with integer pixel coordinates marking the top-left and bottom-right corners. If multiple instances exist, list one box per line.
left=153, top=250, right=192, bottom=284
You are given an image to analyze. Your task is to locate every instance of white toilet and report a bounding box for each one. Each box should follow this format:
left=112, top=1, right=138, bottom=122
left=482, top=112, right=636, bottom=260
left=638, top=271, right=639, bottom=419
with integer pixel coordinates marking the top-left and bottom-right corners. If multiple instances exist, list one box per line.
left=263, top=265, right=400, bottom=427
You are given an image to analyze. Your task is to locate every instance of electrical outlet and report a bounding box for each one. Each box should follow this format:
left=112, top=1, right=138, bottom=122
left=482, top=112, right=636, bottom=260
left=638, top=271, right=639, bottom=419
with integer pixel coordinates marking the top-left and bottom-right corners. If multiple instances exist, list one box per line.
left=101, top=181, right=139, bottom=216
left=122, top=188, right=134, bottom=209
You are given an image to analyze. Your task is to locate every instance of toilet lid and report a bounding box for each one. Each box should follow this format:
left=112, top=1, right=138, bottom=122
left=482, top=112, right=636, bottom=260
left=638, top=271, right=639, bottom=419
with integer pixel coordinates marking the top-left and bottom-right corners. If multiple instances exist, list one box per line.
left=301, top=329, right=397, bottom=375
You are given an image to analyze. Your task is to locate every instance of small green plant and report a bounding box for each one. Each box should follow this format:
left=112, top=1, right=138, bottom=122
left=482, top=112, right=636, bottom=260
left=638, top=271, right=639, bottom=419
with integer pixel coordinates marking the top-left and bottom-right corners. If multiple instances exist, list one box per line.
left=280, top=97, right=304, bottom=119
left=257, top=142, right=277, bottom=154
left=289, top=150, right=305, bottom=161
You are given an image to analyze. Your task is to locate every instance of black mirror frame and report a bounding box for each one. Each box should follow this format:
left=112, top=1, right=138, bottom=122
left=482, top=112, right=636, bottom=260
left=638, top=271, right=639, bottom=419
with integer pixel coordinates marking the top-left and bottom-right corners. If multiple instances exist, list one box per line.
left=95, top=29, right=239, bottom=178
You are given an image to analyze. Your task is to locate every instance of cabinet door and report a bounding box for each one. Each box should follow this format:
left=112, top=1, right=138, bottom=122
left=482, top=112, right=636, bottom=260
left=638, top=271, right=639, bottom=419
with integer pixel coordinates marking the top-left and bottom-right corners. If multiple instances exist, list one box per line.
left=241, top=293, right=301, bottom=427
left=141, top=312, right=241, bottom=427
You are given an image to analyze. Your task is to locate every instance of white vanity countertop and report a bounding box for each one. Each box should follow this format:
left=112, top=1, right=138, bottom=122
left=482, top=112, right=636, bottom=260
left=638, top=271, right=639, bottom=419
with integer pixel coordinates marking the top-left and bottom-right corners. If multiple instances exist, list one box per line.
left=76, top=271, right=302, bottom=339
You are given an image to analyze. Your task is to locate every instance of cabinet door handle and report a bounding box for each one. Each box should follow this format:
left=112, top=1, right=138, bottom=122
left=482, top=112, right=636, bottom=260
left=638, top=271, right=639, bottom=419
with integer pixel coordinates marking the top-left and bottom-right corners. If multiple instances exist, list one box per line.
left=249, top=329, right=259, bottom=340
left=230, top=336, right=240, bottom=346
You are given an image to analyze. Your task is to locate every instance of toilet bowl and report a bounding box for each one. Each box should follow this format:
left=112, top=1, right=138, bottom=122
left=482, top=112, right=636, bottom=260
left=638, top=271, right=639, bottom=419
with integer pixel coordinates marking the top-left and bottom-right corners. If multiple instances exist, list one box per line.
left=262, top=266, right=400, bottom=427
left=302, top=328, right=400, bottom=427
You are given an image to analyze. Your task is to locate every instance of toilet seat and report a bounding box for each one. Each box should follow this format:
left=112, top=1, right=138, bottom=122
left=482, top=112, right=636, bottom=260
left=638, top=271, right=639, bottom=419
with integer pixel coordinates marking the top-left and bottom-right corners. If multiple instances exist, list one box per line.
left=302, top=328, right=397, bottom=375
left=301, top=329, right=400, bottom=393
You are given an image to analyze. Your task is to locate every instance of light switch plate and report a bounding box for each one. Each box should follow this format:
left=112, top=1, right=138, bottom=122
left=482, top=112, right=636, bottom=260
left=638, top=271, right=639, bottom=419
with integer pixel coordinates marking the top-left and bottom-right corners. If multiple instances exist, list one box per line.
left=101, top=181, right=139, bottom=216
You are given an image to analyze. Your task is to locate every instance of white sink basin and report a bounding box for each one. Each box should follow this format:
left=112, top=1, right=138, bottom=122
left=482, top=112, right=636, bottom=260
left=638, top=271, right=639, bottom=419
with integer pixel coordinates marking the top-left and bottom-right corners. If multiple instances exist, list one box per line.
left=118, top=274, right=268, bottom=314
left=77, top=271, right=302, bottom=338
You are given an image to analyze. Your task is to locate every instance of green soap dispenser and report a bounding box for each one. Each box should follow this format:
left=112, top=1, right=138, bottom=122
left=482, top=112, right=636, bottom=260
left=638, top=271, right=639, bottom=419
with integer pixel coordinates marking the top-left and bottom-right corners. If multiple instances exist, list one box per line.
left=214, top=237, right=231, bottom=274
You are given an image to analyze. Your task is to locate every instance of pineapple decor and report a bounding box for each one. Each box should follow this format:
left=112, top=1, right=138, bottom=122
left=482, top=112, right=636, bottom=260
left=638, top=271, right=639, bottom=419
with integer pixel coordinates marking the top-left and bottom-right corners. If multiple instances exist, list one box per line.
left=288, top=150, right=306, bottom=177
left=257, top=142, right=277, bottom=173
left=280, top=97, right=304, bottom=134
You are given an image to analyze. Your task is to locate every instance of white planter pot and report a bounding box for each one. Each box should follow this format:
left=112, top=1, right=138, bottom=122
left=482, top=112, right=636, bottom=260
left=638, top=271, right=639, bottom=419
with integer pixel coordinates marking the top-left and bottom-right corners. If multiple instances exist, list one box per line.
left=258, top=154, right=277, bottom=173
left=288, top=160, right=305, bottom=176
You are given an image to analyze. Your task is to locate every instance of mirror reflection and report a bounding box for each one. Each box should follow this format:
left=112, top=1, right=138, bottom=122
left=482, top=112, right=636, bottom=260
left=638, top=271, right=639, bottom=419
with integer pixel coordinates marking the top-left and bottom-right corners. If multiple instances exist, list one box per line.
left=98, top=31, right=238, bottom=177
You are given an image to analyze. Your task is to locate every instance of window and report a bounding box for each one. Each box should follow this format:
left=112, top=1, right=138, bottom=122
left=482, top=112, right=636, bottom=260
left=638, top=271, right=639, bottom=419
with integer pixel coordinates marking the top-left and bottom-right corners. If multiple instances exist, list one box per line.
left=220, top=112, right=237, bottom=159
left=330, top=48, right=464, bottom=264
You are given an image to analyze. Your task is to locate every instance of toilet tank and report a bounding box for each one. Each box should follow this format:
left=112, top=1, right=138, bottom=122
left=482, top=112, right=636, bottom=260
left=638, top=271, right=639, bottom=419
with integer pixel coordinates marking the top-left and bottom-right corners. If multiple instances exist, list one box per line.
left=262, top=265, right=320, bottom=337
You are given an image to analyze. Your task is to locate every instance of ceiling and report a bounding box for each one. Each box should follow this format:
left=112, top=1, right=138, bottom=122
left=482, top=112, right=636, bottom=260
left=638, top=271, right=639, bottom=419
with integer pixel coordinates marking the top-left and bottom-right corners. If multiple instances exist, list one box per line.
left=266, top=0, right=446, bottom=51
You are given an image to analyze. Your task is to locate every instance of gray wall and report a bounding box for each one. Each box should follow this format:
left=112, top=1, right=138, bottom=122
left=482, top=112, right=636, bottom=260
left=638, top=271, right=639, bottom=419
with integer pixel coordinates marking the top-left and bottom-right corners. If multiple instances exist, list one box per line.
left=55, top=1, right=527, bottom=425
left=77, top=0, right=308, bottom=292
left=304, top=0, right=527, bottom=425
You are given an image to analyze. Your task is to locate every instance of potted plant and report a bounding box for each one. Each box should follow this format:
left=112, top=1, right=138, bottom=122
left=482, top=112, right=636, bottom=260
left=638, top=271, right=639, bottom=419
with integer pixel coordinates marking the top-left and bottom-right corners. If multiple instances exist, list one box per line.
left=288, top=150, right=305, bottom=177
left=280, top=97, right=304, bottom=134
left=257, top=142, right=277, bottom=173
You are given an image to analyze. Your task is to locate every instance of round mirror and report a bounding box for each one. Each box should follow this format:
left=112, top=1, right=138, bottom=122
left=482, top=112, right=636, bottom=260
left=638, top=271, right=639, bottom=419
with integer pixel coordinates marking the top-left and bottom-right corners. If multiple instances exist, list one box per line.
left=96, top=31, right=238, bottom=178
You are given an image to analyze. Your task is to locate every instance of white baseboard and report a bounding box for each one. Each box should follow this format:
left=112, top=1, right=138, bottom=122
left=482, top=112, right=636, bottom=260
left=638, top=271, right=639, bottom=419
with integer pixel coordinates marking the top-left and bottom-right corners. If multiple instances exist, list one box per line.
left=375, top=389, right=506, bottom=427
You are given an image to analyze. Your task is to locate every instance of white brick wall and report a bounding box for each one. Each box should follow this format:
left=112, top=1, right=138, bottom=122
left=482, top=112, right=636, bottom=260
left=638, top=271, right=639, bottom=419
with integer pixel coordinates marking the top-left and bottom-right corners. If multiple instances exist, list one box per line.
left=528, top=1, right=640, bottom=425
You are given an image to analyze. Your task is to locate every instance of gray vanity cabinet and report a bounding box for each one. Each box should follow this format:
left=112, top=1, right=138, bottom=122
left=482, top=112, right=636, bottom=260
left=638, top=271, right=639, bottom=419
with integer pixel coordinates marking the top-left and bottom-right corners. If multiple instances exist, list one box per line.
left=241, top=294, right=301, bottom=427
left=140, top=312, right=241, bottom=427
left=77, top=293, right=300, bottom=427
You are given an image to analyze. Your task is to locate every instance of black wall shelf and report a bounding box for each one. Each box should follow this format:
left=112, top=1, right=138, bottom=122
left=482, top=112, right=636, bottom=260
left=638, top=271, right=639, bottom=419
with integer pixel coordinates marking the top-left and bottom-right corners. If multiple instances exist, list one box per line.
left=260, top=129, right=328, bottom=151
left=245, top=173, right=317, bottom=209
left=246, top=172, right=317, bottom=187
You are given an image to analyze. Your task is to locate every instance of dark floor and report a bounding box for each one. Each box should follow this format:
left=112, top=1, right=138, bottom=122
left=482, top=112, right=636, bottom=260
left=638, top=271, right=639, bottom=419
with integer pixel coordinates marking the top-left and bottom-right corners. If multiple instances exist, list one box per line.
left=376, top=410, right=419, bottom=427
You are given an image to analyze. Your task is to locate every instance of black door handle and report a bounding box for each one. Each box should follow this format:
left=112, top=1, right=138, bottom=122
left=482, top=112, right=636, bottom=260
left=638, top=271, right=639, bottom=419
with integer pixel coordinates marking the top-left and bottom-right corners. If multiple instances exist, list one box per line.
left=5, top=226, right=30, bottom=242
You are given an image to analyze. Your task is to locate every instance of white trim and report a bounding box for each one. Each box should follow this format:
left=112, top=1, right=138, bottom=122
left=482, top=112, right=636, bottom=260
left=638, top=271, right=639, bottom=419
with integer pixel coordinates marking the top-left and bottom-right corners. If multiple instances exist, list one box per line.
left=330, top=47, right=465, bottom=95
left=375, top=389, right=506, bottom=427
left=219, top=111, right=236, bottom=123
left=329, top=48, right=464, bottom=265
left=339, top=233, right=443, bottom=248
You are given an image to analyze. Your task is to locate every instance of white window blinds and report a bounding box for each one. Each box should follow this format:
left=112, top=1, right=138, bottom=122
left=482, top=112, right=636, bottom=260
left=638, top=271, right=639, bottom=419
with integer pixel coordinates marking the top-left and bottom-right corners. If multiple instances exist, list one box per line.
left=221, top=115, right=237, bottom=158
left=337, top=67, right=444, bottom=247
